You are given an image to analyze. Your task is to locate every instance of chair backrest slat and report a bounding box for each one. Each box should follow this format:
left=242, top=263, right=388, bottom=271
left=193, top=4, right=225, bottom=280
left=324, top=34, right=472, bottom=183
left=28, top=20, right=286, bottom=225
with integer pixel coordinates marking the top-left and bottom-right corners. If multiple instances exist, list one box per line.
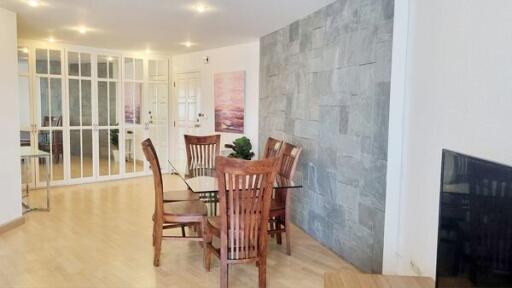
left=216, top=156, right=281, bottom=261
left=141, top=139, right=163, bottom=218
left=185, top=134, right=221, bottom=169
left=263, top=137, right=283, bottom=159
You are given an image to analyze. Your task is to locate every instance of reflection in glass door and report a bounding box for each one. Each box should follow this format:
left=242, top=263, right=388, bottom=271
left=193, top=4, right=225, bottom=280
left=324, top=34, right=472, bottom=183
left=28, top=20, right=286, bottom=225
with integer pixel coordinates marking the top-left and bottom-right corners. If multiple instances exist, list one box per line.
left=147, top=59, right=169, bottom=164
left=97, top=55, right=120, bottom=177
left=123, top=57, right=145, bottom=174
left=68, top=51, right=94, bottom=180
left=35, top=48, right=65, bottom=182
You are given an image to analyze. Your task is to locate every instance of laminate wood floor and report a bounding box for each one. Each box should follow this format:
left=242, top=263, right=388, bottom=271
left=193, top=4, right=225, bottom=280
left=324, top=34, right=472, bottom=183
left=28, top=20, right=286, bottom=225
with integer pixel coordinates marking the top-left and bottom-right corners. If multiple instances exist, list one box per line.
left=0, top=175, right=356, bottom=288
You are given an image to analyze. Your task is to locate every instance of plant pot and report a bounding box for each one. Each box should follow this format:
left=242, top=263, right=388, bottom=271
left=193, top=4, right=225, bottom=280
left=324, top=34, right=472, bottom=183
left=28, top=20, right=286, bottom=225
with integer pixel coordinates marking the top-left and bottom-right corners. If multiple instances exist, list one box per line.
left=112, top=148, right=119, bottom=162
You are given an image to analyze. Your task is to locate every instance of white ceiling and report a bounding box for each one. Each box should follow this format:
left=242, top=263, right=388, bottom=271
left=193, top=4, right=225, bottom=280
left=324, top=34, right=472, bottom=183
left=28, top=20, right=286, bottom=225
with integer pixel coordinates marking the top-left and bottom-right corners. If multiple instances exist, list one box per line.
left=0, top=0, right=335, bottom=54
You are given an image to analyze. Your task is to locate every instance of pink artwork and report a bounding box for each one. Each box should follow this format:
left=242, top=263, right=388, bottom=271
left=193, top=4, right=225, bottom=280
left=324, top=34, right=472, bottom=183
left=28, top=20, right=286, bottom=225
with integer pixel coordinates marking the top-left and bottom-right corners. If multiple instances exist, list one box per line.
left=214, top=71, right=245, bottom=134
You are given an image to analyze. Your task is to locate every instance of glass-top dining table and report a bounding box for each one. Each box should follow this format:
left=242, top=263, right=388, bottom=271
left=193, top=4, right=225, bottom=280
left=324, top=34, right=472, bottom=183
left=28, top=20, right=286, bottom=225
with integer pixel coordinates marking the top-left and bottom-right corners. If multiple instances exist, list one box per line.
left=168, top=159, right=303, bottom=216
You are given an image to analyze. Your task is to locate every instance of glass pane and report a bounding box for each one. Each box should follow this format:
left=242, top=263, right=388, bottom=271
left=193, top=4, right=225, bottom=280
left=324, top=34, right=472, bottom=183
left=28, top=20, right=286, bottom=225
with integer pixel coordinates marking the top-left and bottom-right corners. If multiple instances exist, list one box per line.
left=51, top=130, right=64, bottom=181
left=80, top=53, right=91, bottom=77
left=99, top=129, right=109, bottom=176
left=70, top=130, right=81, bottom=178
left=38, top=130, right=50, bottom=179
left=18, top=76, right=31, bottom=129
left=178, top=79, right=186, bottom=98
left=82, top=129, right=93, bottom=177
left=125, top=128, right=135, bottom=173
left=149, top=60, right=168, bottom=81
left=110, top=129, right=120, bottom=175
left=69, top=79, right=80, bottom=126
left=98, top=81, right=108, bottom=126
left=109, top=57, right=119, bottom=79
left=124, top=58, right=133, bottom=80
left=134, top=59, right=143, bottom=80
left=39, top=78, right=50, bottom=127
left=81, top=80, right=92, bottom=126
left=125, top=128, right=144, bottom=173
left=124, top=83, right=134, bottom=124
left=68, top=52, right=79, bottom=76
left=49, top=50, right=61, bottom=75
left=97, top=55, right=108, bottom=78
left=124, top=83, right=141, bottom=125
left=36, top=49, right=48, bottom=74
left=50, top=78, right=62, bottom=127
left=109, top=83, right=118, bottom=126
left=18, top=47, right=29, bottom=74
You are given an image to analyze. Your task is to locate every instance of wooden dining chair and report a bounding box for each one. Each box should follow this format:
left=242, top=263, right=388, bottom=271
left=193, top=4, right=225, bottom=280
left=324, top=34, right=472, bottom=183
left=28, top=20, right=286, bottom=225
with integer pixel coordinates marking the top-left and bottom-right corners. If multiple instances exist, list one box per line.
left=262, top=137, right=283, bottom=159
left=205, top=156, right=282, bottom=288
left=144, top=138, right=199, bottom=203
left=185, top=134, right=221, bottom=169
left=142, top=139, right=208, bottom=267
left=268, top=142, right=302, bottom=255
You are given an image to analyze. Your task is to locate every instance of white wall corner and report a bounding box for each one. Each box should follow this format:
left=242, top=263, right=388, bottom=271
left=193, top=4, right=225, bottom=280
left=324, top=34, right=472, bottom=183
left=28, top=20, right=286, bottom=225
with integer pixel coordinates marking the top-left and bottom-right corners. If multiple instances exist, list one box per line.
left=382, top=0, right=409, bottom=275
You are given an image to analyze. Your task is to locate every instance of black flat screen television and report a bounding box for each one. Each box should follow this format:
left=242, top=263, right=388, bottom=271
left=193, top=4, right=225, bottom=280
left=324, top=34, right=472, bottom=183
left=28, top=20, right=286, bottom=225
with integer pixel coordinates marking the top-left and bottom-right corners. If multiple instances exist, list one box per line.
left=437, top=150, right=512, bottom=287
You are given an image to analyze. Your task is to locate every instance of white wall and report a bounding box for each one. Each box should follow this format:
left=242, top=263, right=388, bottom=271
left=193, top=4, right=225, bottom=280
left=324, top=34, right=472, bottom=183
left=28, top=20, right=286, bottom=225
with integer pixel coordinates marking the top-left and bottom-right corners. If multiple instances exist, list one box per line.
left=0, top=8, right=22, bottom=225
left=172, top=41, right=260, bottom=155
left=384, top=0, right=512, bottom=278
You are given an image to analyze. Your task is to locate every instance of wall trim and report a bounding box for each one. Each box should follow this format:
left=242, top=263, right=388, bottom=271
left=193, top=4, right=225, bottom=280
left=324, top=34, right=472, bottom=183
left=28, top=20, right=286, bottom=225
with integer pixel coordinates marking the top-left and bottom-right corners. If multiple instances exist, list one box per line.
left=0, top=216, right=25, bottom=235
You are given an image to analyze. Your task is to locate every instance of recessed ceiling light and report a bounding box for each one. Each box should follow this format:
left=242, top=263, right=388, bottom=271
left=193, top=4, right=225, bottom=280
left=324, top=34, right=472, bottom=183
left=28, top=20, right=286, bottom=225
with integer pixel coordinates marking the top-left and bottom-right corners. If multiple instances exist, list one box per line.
left=48, top=37, right=55, bottom=43
left=181, top=41, right=195, bottom=48
left=195, top=3, right=208, bottom=13
left=27, top=0, right=39, bottom=7
left=145, top=49, right=151, bottom=54
left=78, top=26, right=87, bottom=34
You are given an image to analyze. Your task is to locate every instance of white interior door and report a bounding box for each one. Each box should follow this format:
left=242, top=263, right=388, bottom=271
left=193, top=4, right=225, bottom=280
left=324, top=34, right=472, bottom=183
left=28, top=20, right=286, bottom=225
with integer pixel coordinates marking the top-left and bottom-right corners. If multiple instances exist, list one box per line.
left=147, top=58, right=169, bottom=165
left=123, top=57, right=145, bottom=174
left=35, top=48, right=66, bottom=184
left=97, top=55, right=121, bottom=178
left=67, top=51, right=95, bottom=181
left=173, top=72, right=201, bottom=161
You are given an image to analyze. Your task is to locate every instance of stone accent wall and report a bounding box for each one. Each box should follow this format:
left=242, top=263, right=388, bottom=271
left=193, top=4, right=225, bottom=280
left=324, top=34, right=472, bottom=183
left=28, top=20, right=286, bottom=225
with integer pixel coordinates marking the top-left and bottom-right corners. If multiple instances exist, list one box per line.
left=259, top=0, right=393, bottom=272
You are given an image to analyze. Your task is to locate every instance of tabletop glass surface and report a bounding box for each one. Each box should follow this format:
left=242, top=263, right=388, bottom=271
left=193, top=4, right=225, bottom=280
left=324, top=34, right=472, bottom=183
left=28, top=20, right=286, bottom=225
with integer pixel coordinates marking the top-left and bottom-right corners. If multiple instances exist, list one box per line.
left=168, top=159, right=302, bottom=194
left=20, top=147, right=50, bottom=157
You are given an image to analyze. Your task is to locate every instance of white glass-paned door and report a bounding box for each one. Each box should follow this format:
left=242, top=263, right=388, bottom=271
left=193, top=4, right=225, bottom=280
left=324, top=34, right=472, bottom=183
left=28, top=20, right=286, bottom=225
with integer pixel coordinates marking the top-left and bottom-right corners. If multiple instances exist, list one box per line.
left=68, top=51, right=94, bottom=180
left=123, top=57, right=145, bottom=174
left=97, top=55, right=121, bottom=177
left=35, top=48, right=65, bottom=182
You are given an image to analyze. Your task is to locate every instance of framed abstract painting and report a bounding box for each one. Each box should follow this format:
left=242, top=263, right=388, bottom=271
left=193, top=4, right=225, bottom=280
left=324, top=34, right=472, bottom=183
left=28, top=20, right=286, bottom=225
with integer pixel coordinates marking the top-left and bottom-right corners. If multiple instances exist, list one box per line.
left=214, top=71, right=245, bottom=134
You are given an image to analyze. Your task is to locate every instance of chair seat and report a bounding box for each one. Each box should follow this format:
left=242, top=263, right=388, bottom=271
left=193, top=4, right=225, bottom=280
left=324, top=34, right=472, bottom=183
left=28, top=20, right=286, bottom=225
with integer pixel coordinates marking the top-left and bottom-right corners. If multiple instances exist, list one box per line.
left=270, top=198, right=285, bottom=211
left=207, top=216, right=221, bottom=236
left=163, top=189, right=199, bottom=202
left=163, top=200, right=207, bottom=217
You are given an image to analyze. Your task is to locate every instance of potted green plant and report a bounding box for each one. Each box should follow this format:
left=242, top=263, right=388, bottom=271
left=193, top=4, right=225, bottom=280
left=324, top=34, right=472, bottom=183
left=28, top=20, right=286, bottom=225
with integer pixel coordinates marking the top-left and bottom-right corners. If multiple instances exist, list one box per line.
left=225, top=136, right=255, bottom=160
left=110, top=128, right=119, bottom=161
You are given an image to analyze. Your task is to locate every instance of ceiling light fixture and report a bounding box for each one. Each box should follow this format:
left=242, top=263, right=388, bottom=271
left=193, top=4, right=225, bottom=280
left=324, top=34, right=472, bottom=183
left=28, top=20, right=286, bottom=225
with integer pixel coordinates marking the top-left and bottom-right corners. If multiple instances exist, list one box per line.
left=145, top=49, right=151, bottom=54
left=27, top=0, right=39, bottom=7
left=48, top=37, right=55, bottom=43
left=78, top=26, right=87, bottom=34
left=195, top=3, right=207, bottom=13
left=181, top=41, right=194, bottom=48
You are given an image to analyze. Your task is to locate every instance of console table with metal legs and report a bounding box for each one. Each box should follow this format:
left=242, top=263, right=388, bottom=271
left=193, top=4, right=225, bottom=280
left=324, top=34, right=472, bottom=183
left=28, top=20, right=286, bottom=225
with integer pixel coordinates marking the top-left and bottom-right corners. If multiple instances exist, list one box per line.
left=20, top=147, right=50, bottom=214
